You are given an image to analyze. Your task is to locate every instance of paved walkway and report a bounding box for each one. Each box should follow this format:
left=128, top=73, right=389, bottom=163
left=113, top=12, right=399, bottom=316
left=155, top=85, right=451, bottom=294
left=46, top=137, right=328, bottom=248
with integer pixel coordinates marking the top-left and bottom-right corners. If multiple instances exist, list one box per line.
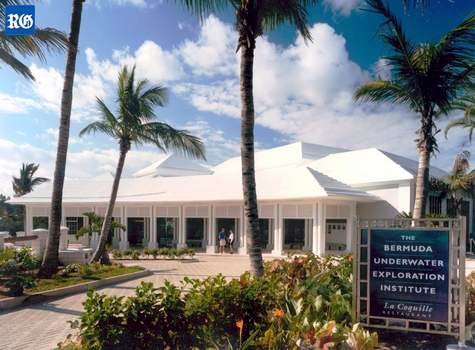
left=4, top=255, right=475, bottom=350
left=0, top=255, right=254, bottom=350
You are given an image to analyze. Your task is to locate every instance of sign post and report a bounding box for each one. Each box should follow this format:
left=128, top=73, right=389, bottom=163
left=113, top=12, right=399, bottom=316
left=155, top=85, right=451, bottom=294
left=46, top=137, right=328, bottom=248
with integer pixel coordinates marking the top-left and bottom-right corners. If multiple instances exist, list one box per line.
left=355, top=218, right=466, bottom=345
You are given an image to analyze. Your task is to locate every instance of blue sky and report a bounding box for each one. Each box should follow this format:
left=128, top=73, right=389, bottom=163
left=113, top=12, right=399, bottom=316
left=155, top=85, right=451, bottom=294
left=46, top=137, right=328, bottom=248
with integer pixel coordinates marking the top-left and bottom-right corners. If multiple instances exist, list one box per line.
left=0, top=0, right=474, bottom=194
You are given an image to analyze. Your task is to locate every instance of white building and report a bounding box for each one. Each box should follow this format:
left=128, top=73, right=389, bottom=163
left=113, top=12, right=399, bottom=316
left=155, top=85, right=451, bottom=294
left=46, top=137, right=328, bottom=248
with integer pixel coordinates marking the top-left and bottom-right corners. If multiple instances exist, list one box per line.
left=9, top=141, right=472, bottom=256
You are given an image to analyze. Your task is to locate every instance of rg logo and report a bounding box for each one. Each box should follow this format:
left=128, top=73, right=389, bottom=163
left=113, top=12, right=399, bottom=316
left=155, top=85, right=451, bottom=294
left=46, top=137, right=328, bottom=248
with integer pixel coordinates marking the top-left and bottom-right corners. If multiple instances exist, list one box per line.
left=8, top=14, right=34, bottom=29
left=5, top=5, right=35, bottom=36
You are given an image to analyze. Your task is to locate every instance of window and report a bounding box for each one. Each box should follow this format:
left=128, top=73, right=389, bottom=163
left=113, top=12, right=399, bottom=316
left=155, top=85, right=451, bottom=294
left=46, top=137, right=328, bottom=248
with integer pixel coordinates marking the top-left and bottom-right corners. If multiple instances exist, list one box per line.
left=66, top=216, right=84, bottom=236
left=429, top=195, right=442, bottom=215
left=33, top=216, right=49, bottom=230
left=326, top=219, right=347, bottom=251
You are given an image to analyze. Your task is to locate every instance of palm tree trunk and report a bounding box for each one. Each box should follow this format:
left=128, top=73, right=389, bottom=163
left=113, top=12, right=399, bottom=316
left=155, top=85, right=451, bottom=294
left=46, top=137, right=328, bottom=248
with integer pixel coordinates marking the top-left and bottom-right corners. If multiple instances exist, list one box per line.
left=240, top=38, right=264, bottom=277
left=90, top=144, right=128, bottom=263
left=38, top=0, right=85, bottom=277
left=413, top=114, right=433, bottom=220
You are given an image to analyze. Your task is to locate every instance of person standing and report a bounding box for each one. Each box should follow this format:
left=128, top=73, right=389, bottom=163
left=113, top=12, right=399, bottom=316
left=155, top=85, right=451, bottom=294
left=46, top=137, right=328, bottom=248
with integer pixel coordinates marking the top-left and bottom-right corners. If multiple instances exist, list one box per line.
left=228, top=230, right=235, bottom=254
left=218, top=228, right=226, bottom=254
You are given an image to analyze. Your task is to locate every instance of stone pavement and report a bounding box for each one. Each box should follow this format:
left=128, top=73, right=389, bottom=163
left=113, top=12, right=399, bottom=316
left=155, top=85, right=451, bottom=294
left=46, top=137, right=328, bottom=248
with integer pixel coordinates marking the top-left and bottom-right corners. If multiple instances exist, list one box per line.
left=0, top=255, right=254, bottom=350
left=4, top=255, right=475, bottom=350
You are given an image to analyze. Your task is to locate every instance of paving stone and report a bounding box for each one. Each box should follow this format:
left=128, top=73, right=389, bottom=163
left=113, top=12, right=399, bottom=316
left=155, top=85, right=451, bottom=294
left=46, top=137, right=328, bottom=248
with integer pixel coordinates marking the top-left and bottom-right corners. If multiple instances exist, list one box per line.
left=0, top=255, right=253, bottom=350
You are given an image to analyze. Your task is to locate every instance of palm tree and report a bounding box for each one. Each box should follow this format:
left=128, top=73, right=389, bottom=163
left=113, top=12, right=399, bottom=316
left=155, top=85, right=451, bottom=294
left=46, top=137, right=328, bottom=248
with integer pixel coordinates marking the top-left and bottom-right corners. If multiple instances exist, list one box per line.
left=12, top=163, right=48, bottom=197
left=177, top=0, right=317, bottom=276
left=80, top=65, right=205, bottom=263
left=444, top=151, right=475, bottom=216
left=445, top=94, right=475, bottom=142
left=0, top=0, right=68, bottom=80
left=76, top=212, right=125, bottom=241
left=39, top=0, right=85, bottom=278
left=354, top=0, right=475, bottom=219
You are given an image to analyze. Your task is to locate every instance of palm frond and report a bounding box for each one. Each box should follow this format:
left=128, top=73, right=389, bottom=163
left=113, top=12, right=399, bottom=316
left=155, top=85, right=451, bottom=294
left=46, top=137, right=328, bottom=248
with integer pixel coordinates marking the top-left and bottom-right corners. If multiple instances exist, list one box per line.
left=445, top=90, right=475, bottom=141
left=79, top=120, right=117, bottom=139
left=0, top=27, right=68, bottom=79
left=366, top=0, right=416, bottom=82
left=260, top=0, right=318, bottom=42
left=0, top=46, right=33, bottom=79
left=140, top=121, right=206, bottom=160
left=174, top=0, right=235, bottom=21
left=354, top=80, right=420, bottom=109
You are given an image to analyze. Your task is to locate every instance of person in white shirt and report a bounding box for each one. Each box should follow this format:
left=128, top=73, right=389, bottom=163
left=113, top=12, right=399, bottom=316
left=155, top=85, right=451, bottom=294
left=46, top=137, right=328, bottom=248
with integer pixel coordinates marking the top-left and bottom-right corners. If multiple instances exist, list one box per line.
left=228, top=230, right=234, bottom=254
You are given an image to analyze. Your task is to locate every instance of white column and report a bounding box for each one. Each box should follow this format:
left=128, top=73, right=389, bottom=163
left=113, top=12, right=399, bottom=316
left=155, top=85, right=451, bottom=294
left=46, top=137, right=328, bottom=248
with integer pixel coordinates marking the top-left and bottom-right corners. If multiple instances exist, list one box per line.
left=119, top=207, right=129, bottom=250
left=149, top=206, right=157, bottom=248
left=24, top=206, right=30, bottom=234
left=346, top=202, right=356, bottom=253
left=177, top=206, right=186, bottom=248
left=317, top=201, right=325, bottom=256
left=272, top=204, right=282, bottom=256
left=238, top=205, right=247, bottom=255
left=206, top=205, right=216, bottom=253
left=312, top=202, right=318, bottom=255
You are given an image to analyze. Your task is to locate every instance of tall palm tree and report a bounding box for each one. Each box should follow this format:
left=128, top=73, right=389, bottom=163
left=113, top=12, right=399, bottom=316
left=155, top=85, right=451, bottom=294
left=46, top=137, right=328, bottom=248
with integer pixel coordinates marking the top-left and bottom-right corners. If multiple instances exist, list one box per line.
left=354, top=0, right=475, bottom=219
left=177, top=0, right=317, bottom=276
left=445, top=94, right=475, bottom=142
left=39, top=0, right=85, bottom=277
left=12, top=163, right=48, bottom=197
left=0, top=0, right=68, bottom=80
left=444, top=150, right=474, bottom=216
left=80, top=65, right=205, bottom=263
left=76, top=212, right=125, bottom=241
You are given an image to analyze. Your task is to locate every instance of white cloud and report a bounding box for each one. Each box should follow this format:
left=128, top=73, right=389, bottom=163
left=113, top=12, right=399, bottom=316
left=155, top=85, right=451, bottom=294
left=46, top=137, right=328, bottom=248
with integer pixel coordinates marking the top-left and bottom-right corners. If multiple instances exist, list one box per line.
left=0, top=93, right=37, bottom=115
left=0, top=138, right=163, bottom=195
left=180, top=119, right=241, bottom=163
left=86, top=41, right=184, bottom=84
left=374, top=58, right=392, bottom=80
left=178, top=15, right=238, bottom=76
left=323, top=0, right=362, bottom=16
left=28, top=63, right=106, bottom=122
left=88, top=0, right=150, bottom=8
left=174, top=18, right=466, bottom=171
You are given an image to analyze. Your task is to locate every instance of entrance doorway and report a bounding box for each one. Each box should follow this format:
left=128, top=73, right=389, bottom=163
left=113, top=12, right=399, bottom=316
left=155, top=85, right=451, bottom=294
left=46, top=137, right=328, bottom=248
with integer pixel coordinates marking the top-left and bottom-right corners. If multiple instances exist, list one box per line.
left=283, top=218, right=312, bottom=251
left=186, top=218, right=207, bottom=250
left=216, top=218, right=238, bottom=251
left=127, top=218, right=147, bottom=247
left=257, top=218, right=273, bottom=252
left=157, top=217, right=178, bottom=248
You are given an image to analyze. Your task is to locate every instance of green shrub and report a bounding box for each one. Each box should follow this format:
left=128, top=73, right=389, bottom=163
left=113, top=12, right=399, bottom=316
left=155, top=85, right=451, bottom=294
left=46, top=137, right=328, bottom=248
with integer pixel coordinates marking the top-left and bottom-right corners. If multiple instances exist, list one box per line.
left=0, top=260, right=36, bottom=296
left=0, top=247, right=39, bottom=296
left=142, top=247, right=151, bottom=258
left=58, top=263, right=81, bottom=278
left=149, top=248, right=159, bottom=259
left=74, top=254, right=376, bottom=349
left=131, top=250, right=140, bottom=260
left=158, top=247, right=170, bottom=257
left=111, top=249, right=122, bottom=259
left=122, top=249, right=133, bottom=258
left=0, top=247, right=16, bottom=263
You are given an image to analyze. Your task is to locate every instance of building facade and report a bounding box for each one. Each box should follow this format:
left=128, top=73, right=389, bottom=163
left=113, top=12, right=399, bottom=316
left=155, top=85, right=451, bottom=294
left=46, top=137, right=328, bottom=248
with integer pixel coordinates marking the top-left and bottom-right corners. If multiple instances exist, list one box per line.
left=10, top=142, right=473, bottom=256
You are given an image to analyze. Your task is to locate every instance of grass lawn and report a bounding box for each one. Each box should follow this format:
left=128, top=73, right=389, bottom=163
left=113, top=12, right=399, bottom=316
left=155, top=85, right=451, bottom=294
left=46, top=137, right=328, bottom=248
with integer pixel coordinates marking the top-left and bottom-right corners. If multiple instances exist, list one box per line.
left=27, top=265, right=144, bottom=294
left=0, top=264, right=144, bottom=298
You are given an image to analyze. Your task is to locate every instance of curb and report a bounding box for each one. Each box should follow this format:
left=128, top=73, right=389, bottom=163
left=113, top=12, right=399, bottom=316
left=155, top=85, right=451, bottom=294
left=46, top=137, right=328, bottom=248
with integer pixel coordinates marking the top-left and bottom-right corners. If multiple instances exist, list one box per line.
left=0, top=268, right=152, bottom=312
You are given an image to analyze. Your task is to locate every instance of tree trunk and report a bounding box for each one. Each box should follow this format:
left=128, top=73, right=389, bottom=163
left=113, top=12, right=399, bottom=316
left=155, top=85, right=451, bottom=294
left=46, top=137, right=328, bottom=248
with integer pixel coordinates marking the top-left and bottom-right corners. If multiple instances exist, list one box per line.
left=90, top=144, right=128, bottom=263
left=413, top=113, right=433, bottom=220
left=240, top=38, right=264, bottom=277
left=38, top=0, right=85, bottom=277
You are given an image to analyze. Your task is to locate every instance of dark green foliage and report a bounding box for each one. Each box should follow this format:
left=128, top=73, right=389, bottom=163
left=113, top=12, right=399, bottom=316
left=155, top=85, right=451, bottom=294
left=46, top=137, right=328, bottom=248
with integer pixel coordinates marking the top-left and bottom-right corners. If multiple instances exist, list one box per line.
left=0, top=247, right=39, bottom=296
left=0, top=194, right=24, bottom=235
left=74, top=255, right=372, bottom=349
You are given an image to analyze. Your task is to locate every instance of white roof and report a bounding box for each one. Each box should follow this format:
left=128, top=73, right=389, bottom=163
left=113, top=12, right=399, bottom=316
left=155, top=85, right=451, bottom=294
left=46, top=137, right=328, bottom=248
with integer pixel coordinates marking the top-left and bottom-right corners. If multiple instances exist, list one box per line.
left=132, top=154, right=212, bottom=178
left=10, top=141, right=446, bottom=205
left=308, top=148, right=447, bottom=187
